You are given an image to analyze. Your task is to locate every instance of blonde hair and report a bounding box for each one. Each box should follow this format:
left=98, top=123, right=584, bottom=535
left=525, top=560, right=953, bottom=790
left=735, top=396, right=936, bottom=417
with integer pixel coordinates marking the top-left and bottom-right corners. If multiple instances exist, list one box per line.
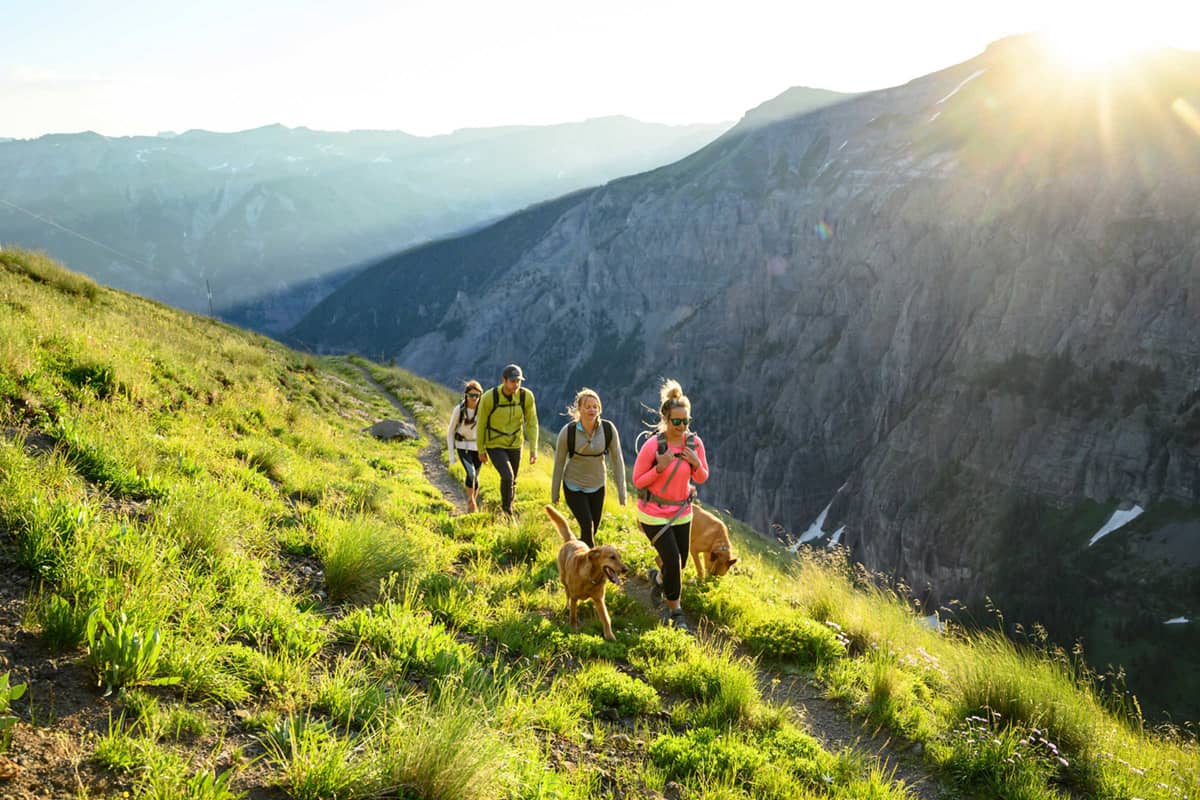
left=566, top=387, right=602, bottom=422
left=655, top=378, right=690, bottom=434
left=462, top=380, right=482, bottom=399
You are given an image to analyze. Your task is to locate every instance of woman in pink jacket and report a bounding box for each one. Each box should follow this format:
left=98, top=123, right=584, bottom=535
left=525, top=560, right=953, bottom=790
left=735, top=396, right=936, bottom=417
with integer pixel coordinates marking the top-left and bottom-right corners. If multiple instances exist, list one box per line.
left=633, top=378, right=709, bottom=631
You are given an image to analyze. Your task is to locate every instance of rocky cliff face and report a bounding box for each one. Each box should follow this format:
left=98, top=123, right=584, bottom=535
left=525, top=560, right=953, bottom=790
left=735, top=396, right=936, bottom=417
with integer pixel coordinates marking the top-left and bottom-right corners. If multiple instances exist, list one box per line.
left=293, top=39, right=1200, bottom=715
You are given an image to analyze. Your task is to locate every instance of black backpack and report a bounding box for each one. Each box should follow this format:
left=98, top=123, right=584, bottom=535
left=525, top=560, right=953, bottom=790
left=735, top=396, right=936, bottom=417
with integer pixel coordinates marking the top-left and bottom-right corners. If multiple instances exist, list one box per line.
left=567, top=419, right=614, bottom=458
left=655, top=430, right=696, bottom=454
left=452, top=402, right=477, bottom=442
left=485, top=386, right=528, bottom=437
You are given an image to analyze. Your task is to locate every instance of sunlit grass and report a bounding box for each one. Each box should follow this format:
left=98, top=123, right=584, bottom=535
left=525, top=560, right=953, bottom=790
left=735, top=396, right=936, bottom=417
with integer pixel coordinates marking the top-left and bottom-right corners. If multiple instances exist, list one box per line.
left=0, top=248, right=1194, bottom=800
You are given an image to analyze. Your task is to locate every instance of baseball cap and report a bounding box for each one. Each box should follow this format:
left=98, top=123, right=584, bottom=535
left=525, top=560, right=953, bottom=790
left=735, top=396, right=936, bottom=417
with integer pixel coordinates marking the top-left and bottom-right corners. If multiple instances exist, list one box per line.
left=502, top=364, right=525, bottom=381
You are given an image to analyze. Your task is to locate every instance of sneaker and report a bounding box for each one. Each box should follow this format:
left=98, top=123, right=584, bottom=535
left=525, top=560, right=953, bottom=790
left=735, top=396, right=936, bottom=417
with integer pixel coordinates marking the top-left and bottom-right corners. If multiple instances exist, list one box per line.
left=668, top=609, right=689, bottom=633
left=647, top=569, right=663, bottom=603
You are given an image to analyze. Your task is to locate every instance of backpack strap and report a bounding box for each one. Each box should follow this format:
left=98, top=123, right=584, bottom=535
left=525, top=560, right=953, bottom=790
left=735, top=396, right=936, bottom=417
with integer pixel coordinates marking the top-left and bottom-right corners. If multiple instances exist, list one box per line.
left=639, top=456, right=690, bottom=506
left=655, top=430, right=695, bottom=452
left=568, top=418, right=615, bottom=458
left=639, top=431, right=696, bottom=505
left=486, top=385, right=528, bottom=439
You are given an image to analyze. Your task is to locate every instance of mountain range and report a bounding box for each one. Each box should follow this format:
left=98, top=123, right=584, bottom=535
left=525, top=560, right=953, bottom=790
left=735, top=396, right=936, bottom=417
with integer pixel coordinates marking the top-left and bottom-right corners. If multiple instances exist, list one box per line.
left=289, top=36, right=1200, bottom=717
left=0, top=117, right=728, bottom=332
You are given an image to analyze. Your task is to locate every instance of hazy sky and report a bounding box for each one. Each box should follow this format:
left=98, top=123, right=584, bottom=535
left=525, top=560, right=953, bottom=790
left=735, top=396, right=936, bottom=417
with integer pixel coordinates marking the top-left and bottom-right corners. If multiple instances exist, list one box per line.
left=3, top=0, right=1198, bottom=139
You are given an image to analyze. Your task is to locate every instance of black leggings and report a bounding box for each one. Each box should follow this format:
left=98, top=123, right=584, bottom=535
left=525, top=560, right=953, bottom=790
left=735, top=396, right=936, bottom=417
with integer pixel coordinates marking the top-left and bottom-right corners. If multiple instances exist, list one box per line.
left=563, top=485, right=605, bottom=548
left=640, top=519, right=691, bottom=603
left=486, top=447, right=522, bottom=513
left=456, top=448, right=481, bottom=489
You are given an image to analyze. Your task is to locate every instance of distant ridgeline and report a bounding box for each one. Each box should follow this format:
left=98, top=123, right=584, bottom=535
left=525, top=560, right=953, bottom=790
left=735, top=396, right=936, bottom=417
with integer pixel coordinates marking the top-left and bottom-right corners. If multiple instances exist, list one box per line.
left=0, top=119, right=727, bottom=334
left=290, top=38, right=1200, bottom=720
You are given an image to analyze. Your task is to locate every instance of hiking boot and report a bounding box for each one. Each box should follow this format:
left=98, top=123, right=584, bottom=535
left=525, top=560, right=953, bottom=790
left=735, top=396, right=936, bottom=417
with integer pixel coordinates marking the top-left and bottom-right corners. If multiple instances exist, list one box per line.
left=667, top=609, right=689, bottom=633
left=647, top=569, right=663, bottom=604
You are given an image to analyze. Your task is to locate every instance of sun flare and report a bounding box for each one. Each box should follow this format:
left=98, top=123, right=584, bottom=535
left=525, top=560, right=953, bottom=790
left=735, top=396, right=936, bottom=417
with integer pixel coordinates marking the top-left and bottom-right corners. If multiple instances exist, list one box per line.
left=1040, top=22, right=1158, bottom=72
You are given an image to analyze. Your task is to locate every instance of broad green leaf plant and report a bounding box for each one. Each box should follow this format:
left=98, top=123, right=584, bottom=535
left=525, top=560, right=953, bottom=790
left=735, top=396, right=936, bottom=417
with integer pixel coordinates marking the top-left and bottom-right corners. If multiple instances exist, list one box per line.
left=85, top=609, right=180, bottom=696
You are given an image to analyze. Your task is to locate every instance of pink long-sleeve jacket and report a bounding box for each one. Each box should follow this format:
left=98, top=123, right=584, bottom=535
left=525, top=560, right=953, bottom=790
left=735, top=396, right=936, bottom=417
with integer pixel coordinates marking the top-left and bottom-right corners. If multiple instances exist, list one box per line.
left=632, top=433, right=709, bottom=523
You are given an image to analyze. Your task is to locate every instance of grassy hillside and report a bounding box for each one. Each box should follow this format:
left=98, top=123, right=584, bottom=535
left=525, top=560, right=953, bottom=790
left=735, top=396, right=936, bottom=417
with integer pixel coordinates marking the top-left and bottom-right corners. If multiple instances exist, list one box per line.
left=0, top=247, right=1196, bottom=800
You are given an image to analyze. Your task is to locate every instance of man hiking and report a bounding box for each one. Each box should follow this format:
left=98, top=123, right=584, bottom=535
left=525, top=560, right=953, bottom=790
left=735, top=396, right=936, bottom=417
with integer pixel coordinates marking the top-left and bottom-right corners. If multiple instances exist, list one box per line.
left=477, top=364, right=539, bottom=517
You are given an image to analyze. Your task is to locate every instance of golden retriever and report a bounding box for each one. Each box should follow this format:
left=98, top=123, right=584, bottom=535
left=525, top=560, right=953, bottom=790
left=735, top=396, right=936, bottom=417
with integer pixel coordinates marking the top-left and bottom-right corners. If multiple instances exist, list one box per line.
left=690, top=505, right=738, bottom=578
left=546, top=504, right=627, bottom=641
left=654, top=504, right=739, bottom=580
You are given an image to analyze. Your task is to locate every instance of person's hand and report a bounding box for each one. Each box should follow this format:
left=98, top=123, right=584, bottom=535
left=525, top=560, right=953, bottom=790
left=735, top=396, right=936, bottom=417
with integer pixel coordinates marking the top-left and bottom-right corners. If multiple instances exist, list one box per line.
left=680, top=447, right=699, bottom=468
left=529, top=450, right=538, bottom=465
left=655, top=451, right=673, bottom=472
left=479, top=451, right=489, bottom=464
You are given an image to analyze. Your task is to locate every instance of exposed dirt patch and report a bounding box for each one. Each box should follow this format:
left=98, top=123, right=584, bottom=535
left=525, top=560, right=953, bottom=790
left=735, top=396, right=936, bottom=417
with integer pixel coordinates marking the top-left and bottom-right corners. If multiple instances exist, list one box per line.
left=356, top=365, right=469, bottom=516
left=0, top=561, right=120, bottom=799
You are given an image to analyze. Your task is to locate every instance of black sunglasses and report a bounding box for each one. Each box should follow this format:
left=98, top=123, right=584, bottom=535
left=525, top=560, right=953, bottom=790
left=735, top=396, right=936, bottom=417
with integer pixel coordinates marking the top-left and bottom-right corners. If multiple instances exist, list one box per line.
left=669, top=417, right=690, bottom=426
left=466, top=392, right=481, bottom=399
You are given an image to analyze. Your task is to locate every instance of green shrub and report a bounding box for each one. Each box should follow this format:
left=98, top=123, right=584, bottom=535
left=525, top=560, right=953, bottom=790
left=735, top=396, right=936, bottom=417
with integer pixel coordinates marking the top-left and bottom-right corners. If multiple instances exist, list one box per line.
left=577, top=663, right=659, bottom=717
left=742, top=615, right=847, bottom=666
left=649, top=727, right=766, bottom=785
left=628, top=626, right=693, bottom=664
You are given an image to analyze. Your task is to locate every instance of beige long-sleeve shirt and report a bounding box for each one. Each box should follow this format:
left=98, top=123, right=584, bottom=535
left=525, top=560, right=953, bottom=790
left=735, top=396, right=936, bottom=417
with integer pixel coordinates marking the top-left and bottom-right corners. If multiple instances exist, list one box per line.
left=550, top=420, right=627, bottom=505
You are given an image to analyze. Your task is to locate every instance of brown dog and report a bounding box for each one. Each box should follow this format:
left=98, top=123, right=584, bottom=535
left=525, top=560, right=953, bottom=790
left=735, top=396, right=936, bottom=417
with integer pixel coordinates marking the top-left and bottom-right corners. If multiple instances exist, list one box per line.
left=546, top=504, right=627, bottom=641
left=655, top=504, right=739, bottom=580
left=690, top=505, right=738, bottom=578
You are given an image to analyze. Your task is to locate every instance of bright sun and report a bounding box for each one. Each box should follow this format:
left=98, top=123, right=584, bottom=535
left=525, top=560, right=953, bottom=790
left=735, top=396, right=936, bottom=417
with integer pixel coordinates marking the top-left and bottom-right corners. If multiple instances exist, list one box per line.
left=1040, top=21, right=1158, bottom=72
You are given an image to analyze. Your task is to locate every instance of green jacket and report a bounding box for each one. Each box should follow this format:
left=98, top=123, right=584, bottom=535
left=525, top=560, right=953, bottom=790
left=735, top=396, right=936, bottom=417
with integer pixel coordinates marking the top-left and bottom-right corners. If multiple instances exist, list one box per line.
left=476, top=384, right=538, bottom=451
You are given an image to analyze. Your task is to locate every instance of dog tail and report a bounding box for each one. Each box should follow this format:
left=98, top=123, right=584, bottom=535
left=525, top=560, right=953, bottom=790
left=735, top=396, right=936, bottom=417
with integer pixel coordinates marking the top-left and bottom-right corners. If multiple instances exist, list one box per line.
left=544, top=504, right=574, bottom=543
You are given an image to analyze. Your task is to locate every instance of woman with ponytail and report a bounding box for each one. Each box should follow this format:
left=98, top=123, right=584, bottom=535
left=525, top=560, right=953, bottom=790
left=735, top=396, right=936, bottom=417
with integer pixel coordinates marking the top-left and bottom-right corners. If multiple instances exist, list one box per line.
left=632, top=379, right=709, bottom=631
